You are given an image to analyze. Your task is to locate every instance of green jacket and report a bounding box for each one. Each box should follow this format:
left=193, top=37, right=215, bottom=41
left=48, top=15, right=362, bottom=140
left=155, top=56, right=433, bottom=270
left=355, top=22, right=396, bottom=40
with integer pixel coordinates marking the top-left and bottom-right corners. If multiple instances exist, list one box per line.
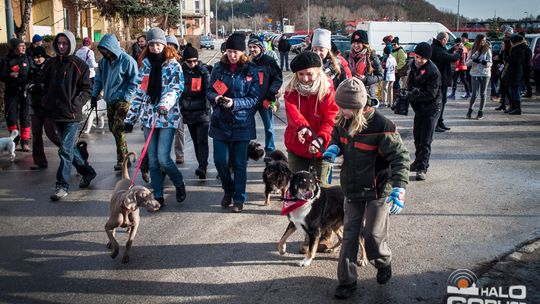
left=392, top=47, right=408, bottom=71
left=329, top=109, right=410, bottom=201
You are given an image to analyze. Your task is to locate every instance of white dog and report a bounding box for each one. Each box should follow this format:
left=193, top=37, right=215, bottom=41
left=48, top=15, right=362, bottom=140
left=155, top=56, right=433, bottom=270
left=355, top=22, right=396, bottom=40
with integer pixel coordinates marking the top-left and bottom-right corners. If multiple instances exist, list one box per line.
left=0, top=130, right=19, bottom=162
left=81, top=99, right=107, bottom=133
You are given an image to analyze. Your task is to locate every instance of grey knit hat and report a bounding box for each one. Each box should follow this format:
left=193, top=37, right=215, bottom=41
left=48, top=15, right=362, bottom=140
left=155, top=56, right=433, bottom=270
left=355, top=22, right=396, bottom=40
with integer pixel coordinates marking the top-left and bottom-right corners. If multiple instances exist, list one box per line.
left=147, top=28, right=167, bottom=46
left=166, top=35, right=179, bottom=50
left=335, top=77, right=368, bottom=109
left=312, top=28, right=331, bottom=50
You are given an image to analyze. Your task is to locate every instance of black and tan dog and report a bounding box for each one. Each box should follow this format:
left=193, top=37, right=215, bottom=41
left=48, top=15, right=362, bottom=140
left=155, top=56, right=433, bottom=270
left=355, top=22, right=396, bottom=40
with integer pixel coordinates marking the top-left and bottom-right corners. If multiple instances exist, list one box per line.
left=262, top=150, right=292, bottom=206
left=105, top=152, right=161, bottom=263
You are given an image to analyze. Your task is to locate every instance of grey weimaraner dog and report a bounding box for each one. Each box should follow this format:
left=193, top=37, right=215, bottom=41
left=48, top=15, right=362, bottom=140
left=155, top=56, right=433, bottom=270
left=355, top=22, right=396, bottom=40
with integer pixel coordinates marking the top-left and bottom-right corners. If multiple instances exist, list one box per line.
left=105, top=152, right=161, bottom=263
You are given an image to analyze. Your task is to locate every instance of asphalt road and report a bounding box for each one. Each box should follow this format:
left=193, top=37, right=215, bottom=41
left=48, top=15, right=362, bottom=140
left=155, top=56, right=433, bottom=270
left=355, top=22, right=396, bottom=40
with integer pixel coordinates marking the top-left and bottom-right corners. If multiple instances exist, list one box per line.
left=0, top=49, right=539, bottom=303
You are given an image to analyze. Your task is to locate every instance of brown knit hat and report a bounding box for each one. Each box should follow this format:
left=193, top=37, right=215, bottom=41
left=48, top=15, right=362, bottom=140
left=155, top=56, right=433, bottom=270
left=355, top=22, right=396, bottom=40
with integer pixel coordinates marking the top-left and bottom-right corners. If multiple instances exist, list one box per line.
left=335, top=77, right=368, bottom=109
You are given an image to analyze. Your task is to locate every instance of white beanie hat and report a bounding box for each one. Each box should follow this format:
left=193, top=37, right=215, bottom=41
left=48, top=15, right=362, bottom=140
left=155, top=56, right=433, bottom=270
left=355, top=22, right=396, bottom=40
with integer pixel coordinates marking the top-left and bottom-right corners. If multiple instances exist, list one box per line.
left=312, top=28, right=332, bottom=50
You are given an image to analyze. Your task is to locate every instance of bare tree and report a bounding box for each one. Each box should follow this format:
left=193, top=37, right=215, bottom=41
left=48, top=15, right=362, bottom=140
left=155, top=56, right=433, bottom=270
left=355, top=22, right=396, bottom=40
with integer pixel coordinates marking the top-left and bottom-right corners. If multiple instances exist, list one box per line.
left=15, top=0, right=33, bottom=39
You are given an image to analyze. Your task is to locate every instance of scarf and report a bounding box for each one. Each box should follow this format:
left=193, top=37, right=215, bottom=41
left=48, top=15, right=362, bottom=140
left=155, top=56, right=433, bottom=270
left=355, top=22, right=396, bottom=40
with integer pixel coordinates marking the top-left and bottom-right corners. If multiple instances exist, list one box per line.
left=348, top=48, right=368, bottom=77
left=147, top=52, right=165, bottom=104
left=295, top=72, right=323, bottom=97
left=323, top=59, right=339, bottom=80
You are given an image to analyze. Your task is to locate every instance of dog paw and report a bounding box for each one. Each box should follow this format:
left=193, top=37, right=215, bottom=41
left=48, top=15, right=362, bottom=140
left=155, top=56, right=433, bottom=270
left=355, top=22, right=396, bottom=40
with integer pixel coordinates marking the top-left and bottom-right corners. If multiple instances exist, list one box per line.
left=121, top=255, right=130, bottom=264
left=357, top=258, right=368, bottom=267
left=278, top=243, right=286, bottom=255
left=299, top=257, right=312, bottom=267
left=106, top=242, right=112, bottom=249
left=110, top=249, right=119, bottom=259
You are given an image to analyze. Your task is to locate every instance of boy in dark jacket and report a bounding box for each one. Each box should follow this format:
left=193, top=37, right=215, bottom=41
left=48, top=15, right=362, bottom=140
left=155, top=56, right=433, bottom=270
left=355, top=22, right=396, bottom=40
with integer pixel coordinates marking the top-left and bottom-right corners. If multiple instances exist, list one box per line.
left=180, top=45, right=212, bottom=179
left=42, top=31, right=96, bottom=200
left=277, top=35, right=291, bottom=71
left=0, top=38, right=32, bottom=151
left=248, top=37, right=283, bottom=153
left=406, top=42, right=442, bottom=181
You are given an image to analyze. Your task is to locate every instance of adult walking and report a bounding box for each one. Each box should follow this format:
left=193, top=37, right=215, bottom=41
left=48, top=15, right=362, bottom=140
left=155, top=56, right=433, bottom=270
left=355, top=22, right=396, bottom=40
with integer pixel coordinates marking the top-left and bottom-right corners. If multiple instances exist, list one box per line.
left=406, top=43, right=441, bottom=181
left=248, top=37, right=283, bottom=153
left=278, top=35, right=291, bottom=71
left=92, top=34, right=140, bottom=170
left=75, top=37, right=98, bottom=84
left=345, top=30, right=383, bottom=97
left=124, top=27, right=186, bottom=207
left=430, top=32, right=462, bottom=132
left=206, top=33, right=261, bottom=213
left=465, top=34, right=492, bottom=120
left=0, top=38, right=32, bottom=151
left=42, top=31, right=96, bottom=200
left=180, top=44, right=211, bottom=179
left=448, top=38, right=470, bottom=100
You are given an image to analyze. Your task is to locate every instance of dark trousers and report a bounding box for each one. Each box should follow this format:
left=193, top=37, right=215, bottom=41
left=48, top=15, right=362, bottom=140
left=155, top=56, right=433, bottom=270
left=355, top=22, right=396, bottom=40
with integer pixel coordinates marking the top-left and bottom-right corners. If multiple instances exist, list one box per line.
left=213, top=139, right=249, bottom=204
left=452, top=70, right=470, bottom=95
left=31, top=115, right=60, bottom=166
left=524, top=69, right=532, bottom=95
left=507, top=86, right=521, bottom=110
left=534, top=70, right=540, bottom=93
left=280, top=52, right=289, bottom=71
left=437, top=86, right=448, bottom=126
left=4, top=87, right=31, bottom=140
left=413, top=111, right=440, bottom=171
left=499, top=83, right=509, bottom=107
left=187, top=122, right=209, bottom=171
left=490, top=74, right=500, bottom=97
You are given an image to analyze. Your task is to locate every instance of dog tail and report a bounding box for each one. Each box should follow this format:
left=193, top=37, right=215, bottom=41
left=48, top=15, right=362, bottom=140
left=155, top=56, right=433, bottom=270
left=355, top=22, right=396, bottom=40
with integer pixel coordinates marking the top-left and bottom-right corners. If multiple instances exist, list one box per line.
left=123, top=152, right=137, bottom=180
left=9, top=130, right=19, bottom=140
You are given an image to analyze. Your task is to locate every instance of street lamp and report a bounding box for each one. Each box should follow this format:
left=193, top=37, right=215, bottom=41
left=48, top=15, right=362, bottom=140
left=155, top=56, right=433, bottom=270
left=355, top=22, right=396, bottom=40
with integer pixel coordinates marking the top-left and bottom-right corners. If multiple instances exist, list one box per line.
left=456, top=0, right=460, bottom=31
left=179, top=0, right=184, bottom=38
left=307, top=0, right=310, bottom=34
left=215, top=0, right=218, bottom=39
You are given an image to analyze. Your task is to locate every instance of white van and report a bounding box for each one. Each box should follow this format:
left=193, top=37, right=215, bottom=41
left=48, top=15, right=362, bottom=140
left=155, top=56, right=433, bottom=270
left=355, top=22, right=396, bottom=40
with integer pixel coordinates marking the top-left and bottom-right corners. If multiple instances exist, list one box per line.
left=355, top=21, right=456, bottom=54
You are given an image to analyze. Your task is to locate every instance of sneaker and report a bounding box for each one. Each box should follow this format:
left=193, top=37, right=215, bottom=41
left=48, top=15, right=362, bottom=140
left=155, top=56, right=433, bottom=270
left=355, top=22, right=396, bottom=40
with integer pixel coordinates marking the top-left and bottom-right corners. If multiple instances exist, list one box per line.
left=79, top=170, right=97, bottom=188
left=20, top=143, right=31, bottom=152
left=376, top=264, right=392, bottom=284
left=50, top=187, right=68, bottom=201
left=466, top=109, right=473, bottom=119
left=461, top=93, right=471, bottom=99
left=416, top=170, right=427, bottom=181
left=176, top=184, right=186, bottom=203
left=221, top=194, right=232, bottom=208
left=334, top=281, right=357, bottom=299
left=231, top=203, right=243, bottom=213
left=176, top=155, right=184, bottom=164
left=439, top=123, right=451, bottom=131
left=508, top=109, right=522, bottom=115
left=435, top=126, right=446, bottom=132
left=504, top=107, right=514, bottom=114
left=195, top=168, right=207, bottom=180
left=476, top=111, right=484, bottom=120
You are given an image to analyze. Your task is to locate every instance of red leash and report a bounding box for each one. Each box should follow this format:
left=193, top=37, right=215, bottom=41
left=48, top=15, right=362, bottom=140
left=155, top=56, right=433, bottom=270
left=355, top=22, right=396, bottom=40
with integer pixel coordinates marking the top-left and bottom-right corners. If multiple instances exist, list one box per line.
left=129, top=118, right=158, bottom=188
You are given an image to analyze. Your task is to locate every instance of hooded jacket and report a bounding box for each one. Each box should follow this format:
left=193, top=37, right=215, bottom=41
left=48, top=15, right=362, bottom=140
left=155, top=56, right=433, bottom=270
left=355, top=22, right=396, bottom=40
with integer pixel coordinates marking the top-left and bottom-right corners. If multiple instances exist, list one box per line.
left=502, top=41, right=530, bottom=87
left=180, top=61, right=211, bottom=124
left=42, top=31, right=92, bottom=122
left=92, top=34, right=140, bottom=104
left=431, top=39, right=461, bottom=87
left=251, top=53, right=283, bottom=103
left=407, top=60, right=442, bottom=115
left=466, top=48, right=492, bottom=77
left=391, top=46, right=407, bottom=71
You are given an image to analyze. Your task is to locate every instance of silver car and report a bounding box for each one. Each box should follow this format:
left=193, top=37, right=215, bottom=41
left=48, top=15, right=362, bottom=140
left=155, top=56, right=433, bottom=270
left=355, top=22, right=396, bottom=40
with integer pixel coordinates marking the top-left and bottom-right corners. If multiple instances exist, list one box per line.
left=200, top=36, right=215, bottom=50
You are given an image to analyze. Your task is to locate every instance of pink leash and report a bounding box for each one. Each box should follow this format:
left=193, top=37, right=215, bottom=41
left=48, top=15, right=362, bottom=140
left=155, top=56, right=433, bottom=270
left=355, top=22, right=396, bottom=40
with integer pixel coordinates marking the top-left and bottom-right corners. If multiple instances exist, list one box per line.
left=129, top=118, right=158, bottom=188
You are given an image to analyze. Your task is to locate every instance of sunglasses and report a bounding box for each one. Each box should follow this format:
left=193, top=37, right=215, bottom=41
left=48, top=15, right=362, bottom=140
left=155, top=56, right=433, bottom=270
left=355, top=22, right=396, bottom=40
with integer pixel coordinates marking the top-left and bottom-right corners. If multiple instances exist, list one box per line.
left=185, top=59, right=198, bottom=64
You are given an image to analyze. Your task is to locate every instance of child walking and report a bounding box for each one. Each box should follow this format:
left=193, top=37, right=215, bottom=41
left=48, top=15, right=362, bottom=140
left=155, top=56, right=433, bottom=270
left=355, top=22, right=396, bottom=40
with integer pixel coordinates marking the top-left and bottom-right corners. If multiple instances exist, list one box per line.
left=321, top=77, right=410, bottom=299
left=382, top=46, right=396, bottom=107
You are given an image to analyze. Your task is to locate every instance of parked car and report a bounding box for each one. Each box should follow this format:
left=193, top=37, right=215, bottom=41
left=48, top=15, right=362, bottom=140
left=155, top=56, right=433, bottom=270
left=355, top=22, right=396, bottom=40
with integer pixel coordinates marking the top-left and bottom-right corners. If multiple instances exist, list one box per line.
left=288, top=35, right=306, bottom=47
left=332, top=35, right=351, bottom=55
left=200, top=36, right=215, bottom=50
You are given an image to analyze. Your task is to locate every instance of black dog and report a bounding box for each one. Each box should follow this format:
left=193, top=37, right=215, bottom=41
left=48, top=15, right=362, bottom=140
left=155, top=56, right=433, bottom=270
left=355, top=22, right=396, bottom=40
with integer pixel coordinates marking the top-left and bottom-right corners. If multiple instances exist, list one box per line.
left=278, top=171, right=345, bottom=267
left=247, top=140, right=265, bottom=161
left=76, top=141, right=89, bottom=163
left=262, top=150, right=292, bottom=206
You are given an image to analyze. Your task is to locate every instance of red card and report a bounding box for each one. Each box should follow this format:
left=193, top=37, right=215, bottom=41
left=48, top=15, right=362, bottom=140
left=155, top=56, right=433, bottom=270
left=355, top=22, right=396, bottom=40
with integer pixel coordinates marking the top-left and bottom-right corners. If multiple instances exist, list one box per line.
left=140, top=75, right=149, bottom=92
left=258, top=71, right=264, bottom=86
left=263, top=100, right=271, bottom=108
left=355, top=61, right=366, bottom=75
left=191, top=77, right=202, bottom=92
left=213, top=79, right=228, bottom=96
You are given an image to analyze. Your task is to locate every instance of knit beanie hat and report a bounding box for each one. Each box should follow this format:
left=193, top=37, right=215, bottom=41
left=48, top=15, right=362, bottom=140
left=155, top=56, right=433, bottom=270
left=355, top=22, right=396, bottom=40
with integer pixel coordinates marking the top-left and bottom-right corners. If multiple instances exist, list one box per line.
left=335, top=77, right=368, bottom=109
left=146, top=28, right=167, bottom=46
left=414, top=42, right=432, bottom=59
left=32, top=34, right=43, bottom=43
left=32, top=46, right=47, bottom=58
left=183, top=44, right=198, bottom=59
left=9, top=38, right=25, bottom=49
left=502, top=25, right=514, bottom=36
left=312, top=28, right=332, bottom=50
left=511, top=34, right=524, bottom=44
left=225, top=33, right=246, bottom=52
left=290, top=51, right=322, bottom=73
left=82, top=37, right=91, bottom=46
left=166, top=35, right=179, bottom=50
left=248, top=37, right=265, bottom=52
left=351, top=30, right=369, bottom=44
left=461, top=33, right=469, bottom=39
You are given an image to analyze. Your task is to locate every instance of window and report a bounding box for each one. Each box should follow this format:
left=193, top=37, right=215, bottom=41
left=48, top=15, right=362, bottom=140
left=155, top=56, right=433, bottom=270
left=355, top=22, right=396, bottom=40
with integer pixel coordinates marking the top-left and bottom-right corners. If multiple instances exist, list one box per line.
left=195, top=0, right=200, bottom=13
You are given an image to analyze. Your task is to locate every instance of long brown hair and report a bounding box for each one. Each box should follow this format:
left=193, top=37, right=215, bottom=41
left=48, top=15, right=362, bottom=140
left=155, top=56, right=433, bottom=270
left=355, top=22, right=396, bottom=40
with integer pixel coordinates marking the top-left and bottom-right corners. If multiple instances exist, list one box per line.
left=138, top=45, right=181, bottom=69
left=325, top=50, right=342, bottom=77
left=220, top=53, right=250, bottom=66
left=471, top=34, right=489, bottom=55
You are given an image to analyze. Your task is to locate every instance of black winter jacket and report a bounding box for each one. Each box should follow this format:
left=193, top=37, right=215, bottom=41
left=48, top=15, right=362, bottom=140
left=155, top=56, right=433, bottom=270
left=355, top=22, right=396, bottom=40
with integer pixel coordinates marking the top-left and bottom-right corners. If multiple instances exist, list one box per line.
left=180, top=61, right=212, bottom=124
left=0, top=51, right=32, bottom=89
left=251, top=54, right=283, bottom=103
left=503, top=42, right=530, bottom=87
left=28, top=59, right=49, bottom=116
left=431, top=39, right=461, bottom=87
left=278, top=39, right=291, bottom=53
left=407, top=60, right=442, bottom=116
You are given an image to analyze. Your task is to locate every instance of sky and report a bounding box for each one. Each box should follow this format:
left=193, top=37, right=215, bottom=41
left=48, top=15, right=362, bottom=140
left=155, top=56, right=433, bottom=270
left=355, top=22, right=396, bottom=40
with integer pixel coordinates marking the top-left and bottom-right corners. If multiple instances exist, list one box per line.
left=425, top=0, right=540, bottom=20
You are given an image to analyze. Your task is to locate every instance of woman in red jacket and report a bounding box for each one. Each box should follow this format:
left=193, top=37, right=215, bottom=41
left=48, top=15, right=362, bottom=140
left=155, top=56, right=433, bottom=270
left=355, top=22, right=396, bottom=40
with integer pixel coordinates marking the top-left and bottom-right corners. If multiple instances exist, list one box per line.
left=284, top=51, right=338, bottom=184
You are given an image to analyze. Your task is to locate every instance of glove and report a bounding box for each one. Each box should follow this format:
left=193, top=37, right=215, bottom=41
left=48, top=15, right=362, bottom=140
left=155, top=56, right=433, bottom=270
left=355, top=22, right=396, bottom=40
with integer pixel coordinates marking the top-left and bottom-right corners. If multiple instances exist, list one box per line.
left=157, top=106, right=168, bottom=116
left=481, top=60, right=488, bottom=65
left=386, top=187, right=405, bottom=215
left=91, top=96, right=98, bottom=108
left=322, top=144, right=341, bottom=163
left=472, top=58, right=481, bottom=64
left=124, top=123, right=134, bottom=133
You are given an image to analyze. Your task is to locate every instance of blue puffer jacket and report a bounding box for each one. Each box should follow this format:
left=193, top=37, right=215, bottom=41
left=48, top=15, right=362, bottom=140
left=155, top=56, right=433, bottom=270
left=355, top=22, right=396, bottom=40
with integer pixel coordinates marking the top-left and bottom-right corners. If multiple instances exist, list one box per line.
left=206, top=61, right=261, bottom=141
left=92, top=34, right=140, bottom=104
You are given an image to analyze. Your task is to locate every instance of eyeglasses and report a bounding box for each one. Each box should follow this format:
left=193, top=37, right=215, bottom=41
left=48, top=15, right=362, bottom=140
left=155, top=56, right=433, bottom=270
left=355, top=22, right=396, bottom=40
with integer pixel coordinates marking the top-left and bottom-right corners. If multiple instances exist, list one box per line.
left=185, top=59, right=198, bottom=64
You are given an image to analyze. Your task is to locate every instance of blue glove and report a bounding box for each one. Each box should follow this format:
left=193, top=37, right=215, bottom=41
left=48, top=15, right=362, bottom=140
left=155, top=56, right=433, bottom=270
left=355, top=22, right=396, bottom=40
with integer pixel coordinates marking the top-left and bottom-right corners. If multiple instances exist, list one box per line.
left=386, top=187, right=405, bottom=215
left=322, top=144, right=341, bottom=163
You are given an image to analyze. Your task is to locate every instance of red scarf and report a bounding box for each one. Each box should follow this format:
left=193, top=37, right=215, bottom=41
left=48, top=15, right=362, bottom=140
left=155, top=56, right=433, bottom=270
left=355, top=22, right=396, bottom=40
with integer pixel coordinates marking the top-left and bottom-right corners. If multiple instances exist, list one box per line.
left=348, top=49, right=368, bottom=77
left=281, top=191, right=312, bottom=215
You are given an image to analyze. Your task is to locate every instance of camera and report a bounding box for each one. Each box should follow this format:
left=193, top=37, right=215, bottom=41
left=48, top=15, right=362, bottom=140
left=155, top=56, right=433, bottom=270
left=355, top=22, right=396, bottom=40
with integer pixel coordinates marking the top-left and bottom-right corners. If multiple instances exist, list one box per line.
left=217, top=96, right=228, bottom=107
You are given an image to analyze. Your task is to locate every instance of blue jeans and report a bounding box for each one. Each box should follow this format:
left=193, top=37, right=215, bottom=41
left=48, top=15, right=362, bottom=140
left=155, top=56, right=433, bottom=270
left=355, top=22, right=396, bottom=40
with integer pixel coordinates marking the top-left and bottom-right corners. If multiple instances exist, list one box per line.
left=258, top=106, right=275, bottom=152
left=470, top=76, right=490, bottom=111
left=490, top=74, right=500, bottom=97
left=213, top=139, right=249, bottom=204
left=144, top=127, right=184, bottom=198
left=55, top=121, right=89, bottom=190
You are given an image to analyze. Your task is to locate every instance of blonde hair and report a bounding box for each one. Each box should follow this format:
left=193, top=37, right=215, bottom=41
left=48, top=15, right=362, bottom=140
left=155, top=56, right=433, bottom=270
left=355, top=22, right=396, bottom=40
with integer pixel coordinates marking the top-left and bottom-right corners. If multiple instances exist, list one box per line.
left=336, top=108, right=368, bottom=136
left=285, top=67, right=330, bottom=101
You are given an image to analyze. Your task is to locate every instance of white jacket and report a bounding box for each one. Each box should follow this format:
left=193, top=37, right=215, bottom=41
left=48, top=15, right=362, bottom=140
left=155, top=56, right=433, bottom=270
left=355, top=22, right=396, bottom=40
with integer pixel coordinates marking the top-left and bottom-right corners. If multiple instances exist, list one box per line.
left=466, top=49, right=492, bottom=77
left=75, top=46, right=98, bottom=78
left=384, top=55, right=396, bottom=82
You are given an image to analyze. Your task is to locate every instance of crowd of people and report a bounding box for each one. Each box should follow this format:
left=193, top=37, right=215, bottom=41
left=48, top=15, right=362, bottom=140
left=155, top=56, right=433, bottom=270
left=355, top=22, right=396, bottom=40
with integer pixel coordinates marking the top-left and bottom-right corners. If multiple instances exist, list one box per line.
left=0, top=24, right=537, bottom=300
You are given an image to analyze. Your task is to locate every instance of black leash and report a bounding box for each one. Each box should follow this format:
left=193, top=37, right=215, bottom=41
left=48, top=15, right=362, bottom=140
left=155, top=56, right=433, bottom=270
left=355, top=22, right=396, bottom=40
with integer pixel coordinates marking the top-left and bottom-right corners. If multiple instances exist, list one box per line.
left=273, top=111, right=288, bottom=125
left=78, top=106, right=95, bottom=138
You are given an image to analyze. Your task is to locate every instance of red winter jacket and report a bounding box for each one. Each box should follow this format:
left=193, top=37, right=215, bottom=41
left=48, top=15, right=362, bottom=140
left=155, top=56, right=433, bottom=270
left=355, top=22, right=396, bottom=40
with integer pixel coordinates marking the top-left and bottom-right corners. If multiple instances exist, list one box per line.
left=284, top=85, right=338, bottom=159
left=455, top=47, right=468, bottom=71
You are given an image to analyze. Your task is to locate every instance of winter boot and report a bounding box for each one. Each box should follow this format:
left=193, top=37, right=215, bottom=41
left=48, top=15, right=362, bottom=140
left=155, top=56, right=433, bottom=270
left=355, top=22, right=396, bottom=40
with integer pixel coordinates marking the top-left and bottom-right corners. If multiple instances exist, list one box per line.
left=476, top=110, right=484, bottom=120
left=466, top=108, right=473, bottom=119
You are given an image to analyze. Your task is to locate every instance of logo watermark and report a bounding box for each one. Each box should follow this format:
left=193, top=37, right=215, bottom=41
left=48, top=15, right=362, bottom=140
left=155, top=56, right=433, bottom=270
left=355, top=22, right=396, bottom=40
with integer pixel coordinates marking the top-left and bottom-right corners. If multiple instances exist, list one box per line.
left=446, top=269, right=528, bottom=304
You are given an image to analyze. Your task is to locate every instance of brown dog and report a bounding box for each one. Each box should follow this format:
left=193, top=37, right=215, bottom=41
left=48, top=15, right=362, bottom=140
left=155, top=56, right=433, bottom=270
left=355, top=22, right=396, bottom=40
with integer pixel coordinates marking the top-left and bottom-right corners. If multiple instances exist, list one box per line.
left=105, top=152, right=161, bottom=263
